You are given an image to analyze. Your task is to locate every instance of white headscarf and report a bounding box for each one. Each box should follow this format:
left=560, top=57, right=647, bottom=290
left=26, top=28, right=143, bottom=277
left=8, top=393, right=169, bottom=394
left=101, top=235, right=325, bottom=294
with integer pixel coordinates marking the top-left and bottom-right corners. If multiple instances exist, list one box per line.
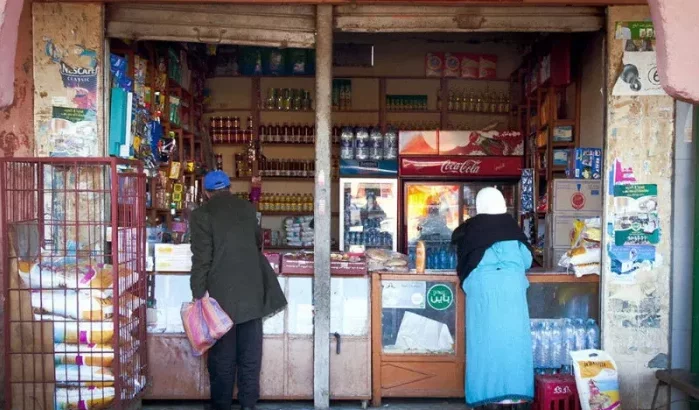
left=476, top=187, right=507, bottom=215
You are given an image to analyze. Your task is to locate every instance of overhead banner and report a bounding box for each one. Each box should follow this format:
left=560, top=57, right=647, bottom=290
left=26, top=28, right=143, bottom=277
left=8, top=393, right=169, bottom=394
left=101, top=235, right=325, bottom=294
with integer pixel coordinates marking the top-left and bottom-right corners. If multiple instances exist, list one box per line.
left=399, top=156, right=523, bottom=177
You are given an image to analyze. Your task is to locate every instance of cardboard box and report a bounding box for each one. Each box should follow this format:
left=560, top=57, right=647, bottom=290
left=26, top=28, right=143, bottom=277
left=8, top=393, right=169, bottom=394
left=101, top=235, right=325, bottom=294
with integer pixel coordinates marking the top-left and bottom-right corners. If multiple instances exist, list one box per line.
left=552, top=180, right=603, bottom=213
left=425, top=52, right=444, bottom=77
left=549, top=213, right=601, bottom=248
left=552, top=125, right=574, bottom=143
left=460, top=53, right=479, bottom=79
left=544, top=247, right=570, bottom=272
left=566, top=148, right=602, bottom=179
left=553, top=149, right=569, bottom=167
left=444, top=53, right=460, bottom=78
left=154, top=243, right=192, bottom=272
left=479, top=54, right=498, bottom=79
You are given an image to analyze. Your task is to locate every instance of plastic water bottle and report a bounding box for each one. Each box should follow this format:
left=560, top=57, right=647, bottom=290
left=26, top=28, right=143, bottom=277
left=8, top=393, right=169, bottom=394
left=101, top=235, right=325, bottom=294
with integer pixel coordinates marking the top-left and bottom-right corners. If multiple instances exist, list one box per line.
left=562, top=318, right=575, bottom=373
left=531, top=321, right=542, bottom=369
left=551, top=320, right=563, bottom=370
left=574, top=318, right=586, bottom=351
left=585, top=318, right=600, bottom=350
left=541, top=321, right=552, bottom=369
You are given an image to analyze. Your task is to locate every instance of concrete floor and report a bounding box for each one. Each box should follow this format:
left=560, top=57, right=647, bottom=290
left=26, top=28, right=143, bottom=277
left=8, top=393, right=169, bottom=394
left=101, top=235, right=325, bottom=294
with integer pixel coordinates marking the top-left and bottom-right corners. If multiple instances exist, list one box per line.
left=143, top=399, right=469, bottom=410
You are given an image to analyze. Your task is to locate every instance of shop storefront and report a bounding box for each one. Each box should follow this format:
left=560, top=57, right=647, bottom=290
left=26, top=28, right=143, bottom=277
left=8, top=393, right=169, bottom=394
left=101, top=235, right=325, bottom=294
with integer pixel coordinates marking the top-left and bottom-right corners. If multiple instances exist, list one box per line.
left=1, top=2, right=680, bottom=410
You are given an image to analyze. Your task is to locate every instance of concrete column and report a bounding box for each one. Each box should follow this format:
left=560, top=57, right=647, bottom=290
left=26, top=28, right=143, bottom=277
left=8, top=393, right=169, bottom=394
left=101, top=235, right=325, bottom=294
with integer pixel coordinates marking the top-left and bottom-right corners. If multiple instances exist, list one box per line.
left=602, top=6, right=675, bottom=409
left=313, top=4, right=333, bottom=409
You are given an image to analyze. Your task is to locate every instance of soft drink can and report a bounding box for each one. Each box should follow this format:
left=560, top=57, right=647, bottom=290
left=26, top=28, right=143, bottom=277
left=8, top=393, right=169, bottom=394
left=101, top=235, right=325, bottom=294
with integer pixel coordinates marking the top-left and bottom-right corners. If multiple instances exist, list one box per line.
left=340, top=127, right=355, bottom=160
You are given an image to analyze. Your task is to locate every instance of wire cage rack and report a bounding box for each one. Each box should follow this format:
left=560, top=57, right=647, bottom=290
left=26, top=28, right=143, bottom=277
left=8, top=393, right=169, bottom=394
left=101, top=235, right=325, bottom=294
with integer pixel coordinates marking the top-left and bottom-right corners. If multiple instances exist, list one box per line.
left=0, top=157, right=147, bottom=410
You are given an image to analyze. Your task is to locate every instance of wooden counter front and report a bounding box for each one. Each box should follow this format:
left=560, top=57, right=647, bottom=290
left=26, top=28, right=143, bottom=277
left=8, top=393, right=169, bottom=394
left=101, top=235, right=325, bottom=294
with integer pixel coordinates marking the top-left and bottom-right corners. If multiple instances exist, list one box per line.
left=371, top=272, right=465, bottom=407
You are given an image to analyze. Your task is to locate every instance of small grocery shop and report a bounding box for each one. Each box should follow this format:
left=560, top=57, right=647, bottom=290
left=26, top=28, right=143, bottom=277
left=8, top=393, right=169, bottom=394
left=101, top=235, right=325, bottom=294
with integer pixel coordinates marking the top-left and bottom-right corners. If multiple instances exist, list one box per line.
left=3, top=2, right=666, bottom=410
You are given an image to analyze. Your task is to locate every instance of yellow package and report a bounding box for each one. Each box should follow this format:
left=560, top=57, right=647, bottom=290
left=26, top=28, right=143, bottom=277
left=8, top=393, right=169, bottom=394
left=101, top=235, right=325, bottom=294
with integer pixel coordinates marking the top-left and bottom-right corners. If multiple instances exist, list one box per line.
left=571, top=350, right=622, bottom=410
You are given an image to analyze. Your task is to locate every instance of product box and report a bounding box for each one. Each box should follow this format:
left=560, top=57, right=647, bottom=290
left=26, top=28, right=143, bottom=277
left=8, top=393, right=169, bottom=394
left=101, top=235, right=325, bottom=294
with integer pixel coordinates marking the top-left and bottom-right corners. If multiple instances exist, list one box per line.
left=154, top=243, right=192, bottom=272
left=425, top=52, right=444, bottom=77
left=460, top=53, right=480, bottom=79
left=548, top=213, right=601, bottom=248
left=281, top=252, right=368, bottom=275
left=553, top=149, right=569, bottom=167
left=479, top=54, right=498, bottom=79
left=552, top=180, right=603, bottom=213
left=566, top=148, right=602, bottom=180
left=552, top=125, right=574, bottom=142
left=444, top=53, right=460, bottom=78
left=263, top=251, right=281, bottom=274
left=544, top=246, right=570, bottom=272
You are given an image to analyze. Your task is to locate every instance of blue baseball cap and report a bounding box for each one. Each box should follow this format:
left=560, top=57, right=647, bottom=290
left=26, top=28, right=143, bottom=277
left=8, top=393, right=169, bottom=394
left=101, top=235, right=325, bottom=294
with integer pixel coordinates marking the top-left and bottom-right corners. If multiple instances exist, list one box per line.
left=204, top=170, right=231, bottom=191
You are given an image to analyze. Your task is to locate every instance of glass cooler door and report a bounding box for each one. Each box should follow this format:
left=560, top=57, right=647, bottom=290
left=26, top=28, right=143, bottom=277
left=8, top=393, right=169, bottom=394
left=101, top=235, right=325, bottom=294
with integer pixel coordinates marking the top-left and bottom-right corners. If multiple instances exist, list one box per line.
left=461, top=182, right=518, bottom=222
left=339, top=178, right=399, bottom=252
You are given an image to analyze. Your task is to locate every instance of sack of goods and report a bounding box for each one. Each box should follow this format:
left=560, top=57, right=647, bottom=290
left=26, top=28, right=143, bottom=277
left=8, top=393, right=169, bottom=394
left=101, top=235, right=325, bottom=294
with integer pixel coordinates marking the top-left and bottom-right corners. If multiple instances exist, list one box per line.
left=284, top=216, right=314, bottom=248
left=366, top=249, right=409, bottom=272
left=558, top=217, right=601, bottom=277
left=18, top=248, right=146, bottom=410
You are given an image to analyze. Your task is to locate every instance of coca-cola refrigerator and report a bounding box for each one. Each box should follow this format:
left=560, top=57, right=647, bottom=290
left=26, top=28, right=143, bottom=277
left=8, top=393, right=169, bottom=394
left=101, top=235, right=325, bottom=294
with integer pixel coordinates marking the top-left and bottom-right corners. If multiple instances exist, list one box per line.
left=398, top=130, right=525, bottom=271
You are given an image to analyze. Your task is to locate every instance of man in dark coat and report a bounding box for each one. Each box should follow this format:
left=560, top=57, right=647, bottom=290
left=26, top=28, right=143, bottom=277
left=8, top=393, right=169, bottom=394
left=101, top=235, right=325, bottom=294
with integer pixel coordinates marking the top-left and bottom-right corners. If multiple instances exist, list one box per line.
left=190, top=170, right=287, bottom=410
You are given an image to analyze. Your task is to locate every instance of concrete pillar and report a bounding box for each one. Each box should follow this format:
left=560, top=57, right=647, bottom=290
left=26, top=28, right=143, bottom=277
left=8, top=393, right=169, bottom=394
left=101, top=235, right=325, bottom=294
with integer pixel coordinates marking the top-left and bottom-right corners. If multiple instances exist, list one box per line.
left=32, top=3, right=105, bottom=157
left=602, top=6, right=675, bottom=409
left=0, top=0, right=24, bottom=108
left=313, top=4, right=333, bottom=409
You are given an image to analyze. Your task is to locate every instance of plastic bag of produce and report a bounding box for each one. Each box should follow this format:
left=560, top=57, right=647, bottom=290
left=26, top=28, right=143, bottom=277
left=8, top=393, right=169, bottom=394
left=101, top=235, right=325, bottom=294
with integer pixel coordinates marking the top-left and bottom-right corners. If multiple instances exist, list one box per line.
left=54, top=387, right=115, bottom=410
left=31, top=290, right=113, bottom=321
left=571, top=350, right=621, bottom=410
left=572, top=218, right=602, bottom=248
left=181, top=293, right=233, bottom=356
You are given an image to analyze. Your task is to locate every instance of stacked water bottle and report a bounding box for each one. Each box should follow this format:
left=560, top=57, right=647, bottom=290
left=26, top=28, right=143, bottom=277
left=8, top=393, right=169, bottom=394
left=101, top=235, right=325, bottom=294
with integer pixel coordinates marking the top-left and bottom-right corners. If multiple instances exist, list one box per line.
left=408, top=245, right=458, bottom=270
left=531, top=318, right=600, bottom=375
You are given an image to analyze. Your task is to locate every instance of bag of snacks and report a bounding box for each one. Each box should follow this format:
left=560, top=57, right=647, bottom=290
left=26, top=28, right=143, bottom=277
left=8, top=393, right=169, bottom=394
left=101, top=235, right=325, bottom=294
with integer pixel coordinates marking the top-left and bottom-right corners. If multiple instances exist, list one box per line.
left=571, top=350, right=622, bottom=410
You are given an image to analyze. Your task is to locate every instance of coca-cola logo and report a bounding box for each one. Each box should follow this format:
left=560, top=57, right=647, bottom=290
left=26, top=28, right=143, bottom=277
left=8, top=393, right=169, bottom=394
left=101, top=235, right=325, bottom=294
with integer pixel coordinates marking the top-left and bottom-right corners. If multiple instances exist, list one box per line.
left=440, top=160, right=482, bottom=174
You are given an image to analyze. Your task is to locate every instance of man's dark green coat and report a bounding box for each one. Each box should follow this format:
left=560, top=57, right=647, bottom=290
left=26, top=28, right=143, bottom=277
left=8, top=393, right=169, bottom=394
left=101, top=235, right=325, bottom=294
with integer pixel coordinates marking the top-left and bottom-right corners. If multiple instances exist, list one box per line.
left=189, top=191, right=287, bottom=324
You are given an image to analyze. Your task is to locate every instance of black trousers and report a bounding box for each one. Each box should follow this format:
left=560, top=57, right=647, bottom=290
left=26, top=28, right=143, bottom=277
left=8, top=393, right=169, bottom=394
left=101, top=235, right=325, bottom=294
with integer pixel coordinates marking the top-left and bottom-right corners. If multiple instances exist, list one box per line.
left=207, top=318, right=263, bottom=409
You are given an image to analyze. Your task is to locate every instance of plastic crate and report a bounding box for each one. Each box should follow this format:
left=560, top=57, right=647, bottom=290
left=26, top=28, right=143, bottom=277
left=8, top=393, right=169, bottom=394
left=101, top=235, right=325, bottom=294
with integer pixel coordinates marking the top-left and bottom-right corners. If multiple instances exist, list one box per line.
left=535, top=374, right=581, bottom=410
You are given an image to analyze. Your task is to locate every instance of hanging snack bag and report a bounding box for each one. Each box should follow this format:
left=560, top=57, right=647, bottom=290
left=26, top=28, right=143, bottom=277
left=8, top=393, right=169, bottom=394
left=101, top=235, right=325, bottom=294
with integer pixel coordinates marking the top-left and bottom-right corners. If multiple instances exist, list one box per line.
left=444, top=53, right=460, bottom=77
left=460, top=53, right=480, bottom=79
left=425, top=52, right=444, bottom=77
left=571, top=350, right=622, bottom=410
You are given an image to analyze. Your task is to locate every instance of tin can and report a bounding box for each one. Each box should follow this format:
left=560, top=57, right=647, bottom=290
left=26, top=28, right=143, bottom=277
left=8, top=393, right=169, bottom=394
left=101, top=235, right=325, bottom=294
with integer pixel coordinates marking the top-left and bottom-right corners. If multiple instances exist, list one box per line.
left=340, top=127, right=355, bottom=160
left=354, top=127, right=369, bottom=161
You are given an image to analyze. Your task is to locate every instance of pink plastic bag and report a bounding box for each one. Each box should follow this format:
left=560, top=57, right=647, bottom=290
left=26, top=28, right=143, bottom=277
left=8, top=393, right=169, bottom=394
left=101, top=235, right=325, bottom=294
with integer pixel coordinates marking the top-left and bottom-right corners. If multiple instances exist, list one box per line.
left=181, top=294, right=234, bottom=356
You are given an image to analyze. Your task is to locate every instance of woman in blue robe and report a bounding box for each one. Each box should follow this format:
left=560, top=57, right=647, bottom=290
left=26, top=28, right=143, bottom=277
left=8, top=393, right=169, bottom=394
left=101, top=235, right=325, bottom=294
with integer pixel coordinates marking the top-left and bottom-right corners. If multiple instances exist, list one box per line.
left=451, top=187, right=534, bottom=409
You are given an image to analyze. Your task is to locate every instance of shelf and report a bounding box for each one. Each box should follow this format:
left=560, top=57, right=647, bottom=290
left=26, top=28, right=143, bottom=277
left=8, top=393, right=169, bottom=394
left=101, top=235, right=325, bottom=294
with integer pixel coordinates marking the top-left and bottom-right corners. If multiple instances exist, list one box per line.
left=230, top=176, right=338, bottom=182
left=204, top=107, right=252, bottom=114
left=260, top=109, right=314, bottom=113
left=527, top=273, right=599, bottom=284
left=386, top=110, right=440, bottom=114
left=552, top=142, right=575, bottom=148
left=260, top=211, right=340, bottom=217
left=207, top=74, right=510, bottom=82
left=448, top=111, right=510, bottom=116
left=333, top=109, right=379, bottom=113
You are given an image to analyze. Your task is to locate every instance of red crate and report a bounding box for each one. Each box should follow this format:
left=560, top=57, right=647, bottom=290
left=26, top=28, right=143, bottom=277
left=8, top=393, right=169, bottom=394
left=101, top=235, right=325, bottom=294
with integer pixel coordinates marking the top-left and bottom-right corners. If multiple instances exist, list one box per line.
left=535, top=374, right=581, bottom=410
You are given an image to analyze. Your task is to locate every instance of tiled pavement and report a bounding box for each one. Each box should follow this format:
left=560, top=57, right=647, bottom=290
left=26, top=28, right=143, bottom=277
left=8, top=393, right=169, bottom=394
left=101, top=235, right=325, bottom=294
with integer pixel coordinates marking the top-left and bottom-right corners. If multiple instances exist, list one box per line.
left=143, top=399, right=469, bottom=410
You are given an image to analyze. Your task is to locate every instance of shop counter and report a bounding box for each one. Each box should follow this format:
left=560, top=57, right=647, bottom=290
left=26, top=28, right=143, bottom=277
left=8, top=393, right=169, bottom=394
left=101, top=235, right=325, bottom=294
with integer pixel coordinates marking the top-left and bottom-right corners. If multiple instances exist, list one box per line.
left=370, top=269, right=600, bottom=406
left=144, top=273, right=371, bottom=404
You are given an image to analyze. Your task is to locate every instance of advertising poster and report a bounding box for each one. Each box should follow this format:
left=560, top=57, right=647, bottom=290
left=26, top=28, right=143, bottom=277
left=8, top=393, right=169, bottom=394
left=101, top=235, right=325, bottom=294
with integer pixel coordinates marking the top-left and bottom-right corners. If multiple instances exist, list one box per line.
left=613, top=21, right=664, bottom=97
left=613, top=184, right=659, bottom=246
left=49, top=107, right=98, bottom=157
left=609, top=245, right=656, bottom=284
left=382, top=280, right=426, bottom=310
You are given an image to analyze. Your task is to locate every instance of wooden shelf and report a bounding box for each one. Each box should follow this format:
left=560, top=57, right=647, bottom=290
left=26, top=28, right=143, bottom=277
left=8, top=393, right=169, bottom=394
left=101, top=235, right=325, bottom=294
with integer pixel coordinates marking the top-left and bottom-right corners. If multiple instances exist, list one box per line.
left=260, top=211, right=340, bottom=217
left=260, top=109, right=314, bottom=113
left=231, top=176, right=338, bottom=182
left=207, top=74, right=510, bottom=82
left=527, top=273, right=599, bottom=284
left=204, top=107, right=252, bottom=114
left=386, top=110, right=440, bottom=114
left=448, top=111, right=510, bottom=116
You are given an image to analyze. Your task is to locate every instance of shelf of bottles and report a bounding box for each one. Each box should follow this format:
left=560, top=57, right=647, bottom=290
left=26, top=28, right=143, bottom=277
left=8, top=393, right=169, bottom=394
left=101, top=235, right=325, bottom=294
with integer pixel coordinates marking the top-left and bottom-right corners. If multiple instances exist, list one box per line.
left=226, top=153, right=340, bottom=181
left=210, top=115, right=255, bottom=144
left=439, top=89, right=512, bottom=115
left=263, top=87, right=314, bottom=112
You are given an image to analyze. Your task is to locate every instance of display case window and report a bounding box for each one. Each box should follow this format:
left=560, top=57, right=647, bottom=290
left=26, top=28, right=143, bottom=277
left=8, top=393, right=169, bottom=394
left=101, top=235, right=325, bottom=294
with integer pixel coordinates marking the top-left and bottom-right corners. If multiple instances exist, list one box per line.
left=527, top=282, right=599, bottom=321
left=150, top=275, right=192, bottom=333
left=404, top=184, right=460, bottom=270
left=340, top=178, right=398, bottom=252
left=380, top=280, right=457, bottom=355
left=462, top=183, right=517, bottom=222
left=287, top=277, right=314, bottom=335
left=331, top=277, right=370, bottom=336
left=263, top=277, right=287, bottom=335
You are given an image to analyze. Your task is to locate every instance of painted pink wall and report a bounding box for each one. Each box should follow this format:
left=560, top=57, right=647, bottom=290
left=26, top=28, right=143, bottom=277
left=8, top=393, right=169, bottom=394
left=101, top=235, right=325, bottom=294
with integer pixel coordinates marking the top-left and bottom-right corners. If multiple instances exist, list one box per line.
left=0, top=0, right=32, bottom=158
left=0, top=0, right=24, bottom=108
left=649, top=0, right=699, bottom=103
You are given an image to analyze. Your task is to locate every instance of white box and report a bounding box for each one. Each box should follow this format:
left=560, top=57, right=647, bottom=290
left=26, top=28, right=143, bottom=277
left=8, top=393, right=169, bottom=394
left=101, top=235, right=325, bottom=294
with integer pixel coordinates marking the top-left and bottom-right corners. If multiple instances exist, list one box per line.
left=552, top=180, right=603, bottom=213
left=549, top=213, right=600, bottom=248
left=154, top=243, right=193, bottom=272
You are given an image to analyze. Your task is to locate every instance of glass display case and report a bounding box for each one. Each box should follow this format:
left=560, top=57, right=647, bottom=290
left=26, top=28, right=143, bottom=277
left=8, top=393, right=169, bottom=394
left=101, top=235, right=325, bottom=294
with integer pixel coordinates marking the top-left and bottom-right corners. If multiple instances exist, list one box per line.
left=404, top=182, right=519, bottom=270
left=339, top=178, right=399, bottom=252
left=371, top=272, right=464, bottom=407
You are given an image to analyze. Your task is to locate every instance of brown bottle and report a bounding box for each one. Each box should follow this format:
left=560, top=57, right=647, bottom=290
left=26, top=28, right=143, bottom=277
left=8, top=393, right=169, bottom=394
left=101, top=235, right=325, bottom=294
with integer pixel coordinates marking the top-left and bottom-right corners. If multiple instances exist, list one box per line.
left=282, top=123, right=290, bottom=144
left=246, top=115, right=254, bottom=143
left=259, top=124, right=267, bottom=143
